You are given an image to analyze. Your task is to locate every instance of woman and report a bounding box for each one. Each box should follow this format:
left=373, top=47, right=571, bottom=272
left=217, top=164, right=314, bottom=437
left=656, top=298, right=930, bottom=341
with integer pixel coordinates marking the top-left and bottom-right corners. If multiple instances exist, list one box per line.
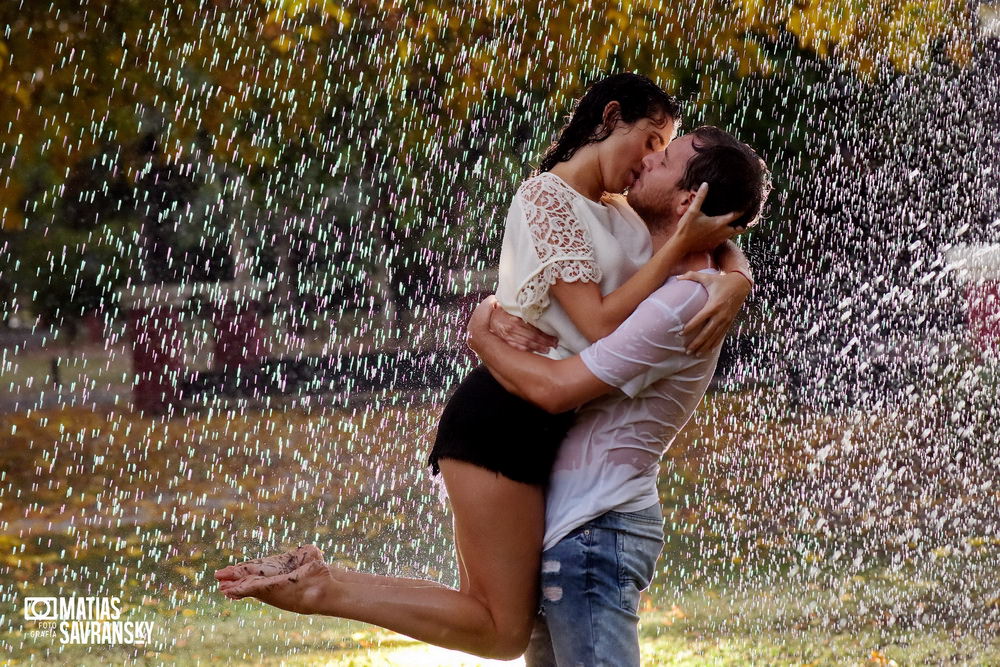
left=215, top=73, right=751, bottom=658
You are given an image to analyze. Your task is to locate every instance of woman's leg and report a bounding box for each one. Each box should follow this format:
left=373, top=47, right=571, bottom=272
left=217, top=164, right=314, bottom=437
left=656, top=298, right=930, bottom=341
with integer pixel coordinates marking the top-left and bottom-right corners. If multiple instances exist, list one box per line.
left=217, top=459, right=543, bottom=660
left=437, top=458, right=543, bottom=656
left=217, top=520, right=472, bottom=593
left=329, top=514, right=473, bottom=592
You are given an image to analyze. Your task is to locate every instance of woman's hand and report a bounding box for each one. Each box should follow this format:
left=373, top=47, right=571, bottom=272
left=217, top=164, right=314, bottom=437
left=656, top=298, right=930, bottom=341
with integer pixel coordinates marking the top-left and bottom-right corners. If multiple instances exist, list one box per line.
left=671, top=183, right=745, bottom=255
left=488, top=301, right=558, bottom=353
left=679, top=271, right=752, bottom=355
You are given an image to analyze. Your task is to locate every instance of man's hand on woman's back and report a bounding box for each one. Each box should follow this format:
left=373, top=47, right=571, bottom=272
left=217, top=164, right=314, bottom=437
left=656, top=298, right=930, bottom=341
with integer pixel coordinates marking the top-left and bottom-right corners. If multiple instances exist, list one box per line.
left=467, top=296, right=558, bottom=354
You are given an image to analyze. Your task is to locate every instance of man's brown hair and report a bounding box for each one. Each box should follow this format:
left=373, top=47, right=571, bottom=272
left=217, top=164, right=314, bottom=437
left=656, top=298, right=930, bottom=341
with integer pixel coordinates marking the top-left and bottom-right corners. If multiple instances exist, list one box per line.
left=679, top=126, right=772, bottom=228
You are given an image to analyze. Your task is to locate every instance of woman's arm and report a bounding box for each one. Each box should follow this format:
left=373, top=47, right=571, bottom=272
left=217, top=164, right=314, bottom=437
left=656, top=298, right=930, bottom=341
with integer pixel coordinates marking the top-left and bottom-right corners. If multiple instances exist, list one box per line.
left=675, top=241, right=753, bottom=355
left=550, top=184, right=742, bottom=343
left=715, top=240, right=753, bottom=285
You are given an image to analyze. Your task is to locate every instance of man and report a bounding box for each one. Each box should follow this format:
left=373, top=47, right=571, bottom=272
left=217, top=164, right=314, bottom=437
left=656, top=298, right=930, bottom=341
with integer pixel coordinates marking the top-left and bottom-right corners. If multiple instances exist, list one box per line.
left=467, top=125, right=770, bottom=665
left=214, top=125, right=769, bottom=665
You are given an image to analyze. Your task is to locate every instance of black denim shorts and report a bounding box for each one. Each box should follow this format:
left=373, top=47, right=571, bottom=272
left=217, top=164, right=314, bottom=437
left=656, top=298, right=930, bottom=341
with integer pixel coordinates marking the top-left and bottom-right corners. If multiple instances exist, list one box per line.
left=428, top=365, right=575, bottom=487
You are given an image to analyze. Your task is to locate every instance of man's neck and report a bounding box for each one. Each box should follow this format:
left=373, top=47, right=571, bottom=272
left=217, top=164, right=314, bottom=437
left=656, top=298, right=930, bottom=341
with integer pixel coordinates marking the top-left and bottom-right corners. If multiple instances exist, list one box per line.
left=648, top=216, right=676, bottom=250
left=649, top=221, right=715, bottom=273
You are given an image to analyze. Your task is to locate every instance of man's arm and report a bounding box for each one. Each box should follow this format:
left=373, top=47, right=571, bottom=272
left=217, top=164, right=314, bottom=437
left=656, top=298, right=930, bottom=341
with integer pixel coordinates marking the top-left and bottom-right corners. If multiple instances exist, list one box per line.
left=468, top=279, right=704, bottom=413
left=467, top=298, right=615, bottom=414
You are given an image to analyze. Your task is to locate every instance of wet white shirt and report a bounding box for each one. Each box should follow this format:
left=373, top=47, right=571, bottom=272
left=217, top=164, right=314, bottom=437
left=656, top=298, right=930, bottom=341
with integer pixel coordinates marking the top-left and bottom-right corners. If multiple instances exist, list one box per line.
left=542, top=269, right=722, bottom=550
left=494, top=172, right=651, bottom=360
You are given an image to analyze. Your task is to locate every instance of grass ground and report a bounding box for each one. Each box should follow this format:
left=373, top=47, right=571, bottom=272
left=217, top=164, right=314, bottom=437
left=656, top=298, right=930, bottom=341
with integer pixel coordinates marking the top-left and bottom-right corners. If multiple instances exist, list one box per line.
left=1, top=390, right=998, bottom=665
left=5, top=572, right=999, bottom=665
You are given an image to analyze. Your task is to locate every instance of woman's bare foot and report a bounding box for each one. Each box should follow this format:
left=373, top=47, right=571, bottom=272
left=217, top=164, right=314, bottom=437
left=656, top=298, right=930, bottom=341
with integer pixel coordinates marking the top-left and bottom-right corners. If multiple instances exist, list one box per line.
left=217, top=558, right=339, bottom=616
left=215, top=544, right=324, bottom=582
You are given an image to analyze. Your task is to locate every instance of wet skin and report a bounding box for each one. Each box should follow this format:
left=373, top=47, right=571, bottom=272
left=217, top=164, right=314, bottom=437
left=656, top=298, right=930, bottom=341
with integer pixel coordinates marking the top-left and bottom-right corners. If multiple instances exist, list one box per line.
left=215, top=545, right=337, bottom=614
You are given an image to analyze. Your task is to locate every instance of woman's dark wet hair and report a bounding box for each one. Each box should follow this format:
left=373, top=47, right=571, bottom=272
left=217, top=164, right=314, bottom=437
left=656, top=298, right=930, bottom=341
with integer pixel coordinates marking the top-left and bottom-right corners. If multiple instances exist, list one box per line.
left=678, top=126, right=773, bottom=228
left=537, top=73, right=681, bottom=173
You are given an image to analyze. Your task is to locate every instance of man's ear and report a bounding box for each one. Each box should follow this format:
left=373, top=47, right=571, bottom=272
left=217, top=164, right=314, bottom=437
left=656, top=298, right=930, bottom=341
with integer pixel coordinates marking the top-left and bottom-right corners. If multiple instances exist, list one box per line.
left=676, top=189, right=697, bottom=217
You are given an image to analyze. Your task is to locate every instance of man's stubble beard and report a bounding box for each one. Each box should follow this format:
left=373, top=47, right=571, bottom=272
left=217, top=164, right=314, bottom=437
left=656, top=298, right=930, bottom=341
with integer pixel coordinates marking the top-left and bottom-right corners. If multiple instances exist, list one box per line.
left=627, top=188, right=672, bottom=233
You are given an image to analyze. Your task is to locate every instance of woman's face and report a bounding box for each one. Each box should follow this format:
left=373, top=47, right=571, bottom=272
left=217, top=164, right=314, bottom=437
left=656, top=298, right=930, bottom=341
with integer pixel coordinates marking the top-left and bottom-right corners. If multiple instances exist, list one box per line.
left=600, top=111, right=677, bottom=194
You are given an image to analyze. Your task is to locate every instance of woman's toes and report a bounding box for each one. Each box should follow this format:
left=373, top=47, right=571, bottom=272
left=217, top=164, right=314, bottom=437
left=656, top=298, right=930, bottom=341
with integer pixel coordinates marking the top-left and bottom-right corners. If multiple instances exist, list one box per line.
left=295, top=544, right=324, bottom=562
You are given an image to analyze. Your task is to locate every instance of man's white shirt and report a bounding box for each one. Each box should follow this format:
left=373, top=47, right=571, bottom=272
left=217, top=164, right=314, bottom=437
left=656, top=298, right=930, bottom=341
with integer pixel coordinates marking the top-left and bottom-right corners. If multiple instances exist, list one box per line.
left=542, top=269, right=723, bottom=550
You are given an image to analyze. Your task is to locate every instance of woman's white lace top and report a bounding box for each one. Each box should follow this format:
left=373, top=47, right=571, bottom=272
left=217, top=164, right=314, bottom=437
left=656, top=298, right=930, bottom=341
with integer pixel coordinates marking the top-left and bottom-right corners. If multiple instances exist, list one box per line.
left=495, top=172, right=652, bottom=360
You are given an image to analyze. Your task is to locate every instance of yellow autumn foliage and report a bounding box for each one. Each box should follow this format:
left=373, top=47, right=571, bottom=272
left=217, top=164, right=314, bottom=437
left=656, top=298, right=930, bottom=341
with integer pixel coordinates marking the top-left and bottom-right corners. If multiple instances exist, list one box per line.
left=0, top=0, right=978, bottom=230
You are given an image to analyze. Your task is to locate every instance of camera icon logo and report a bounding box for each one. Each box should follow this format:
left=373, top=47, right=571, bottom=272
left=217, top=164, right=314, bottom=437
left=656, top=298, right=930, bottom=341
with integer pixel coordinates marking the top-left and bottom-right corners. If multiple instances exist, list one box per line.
left=24, top=597, right=58, bottom=621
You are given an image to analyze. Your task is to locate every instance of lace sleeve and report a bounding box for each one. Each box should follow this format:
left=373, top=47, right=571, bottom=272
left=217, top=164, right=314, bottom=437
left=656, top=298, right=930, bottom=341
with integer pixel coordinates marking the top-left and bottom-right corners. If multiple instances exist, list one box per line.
left=513, top=175, right=602, bottom=320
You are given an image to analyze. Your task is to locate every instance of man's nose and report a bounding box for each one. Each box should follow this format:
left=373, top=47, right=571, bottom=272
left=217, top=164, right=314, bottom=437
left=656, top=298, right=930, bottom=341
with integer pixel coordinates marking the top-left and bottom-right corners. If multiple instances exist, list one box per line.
left=642, top=151, right=661, bottom=170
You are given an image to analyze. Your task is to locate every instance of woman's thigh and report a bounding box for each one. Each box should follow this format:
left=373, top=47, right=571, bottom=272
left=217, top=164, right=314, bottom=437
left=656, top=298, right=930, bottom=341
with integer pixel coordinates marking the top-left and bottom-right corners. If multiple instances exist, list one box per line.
left=439, top=458, right=545, bottom=651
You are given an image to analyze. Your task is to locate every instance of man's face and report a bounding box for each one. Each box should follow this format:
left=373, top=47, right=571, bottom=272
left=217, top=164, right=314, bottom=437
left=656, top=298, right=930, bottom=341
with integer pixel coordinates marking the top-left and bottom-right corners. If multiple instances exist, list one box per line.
left=626, top=134, right=698, bottom=226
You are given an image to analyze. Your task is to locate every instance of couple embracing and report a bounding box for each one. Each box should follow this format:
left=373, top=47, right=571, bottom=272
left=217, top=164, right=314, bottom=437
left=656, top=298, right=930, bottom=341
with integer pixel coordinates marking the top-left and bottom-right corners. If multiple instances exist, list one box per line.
left=216, top=72, right=771, bottom=666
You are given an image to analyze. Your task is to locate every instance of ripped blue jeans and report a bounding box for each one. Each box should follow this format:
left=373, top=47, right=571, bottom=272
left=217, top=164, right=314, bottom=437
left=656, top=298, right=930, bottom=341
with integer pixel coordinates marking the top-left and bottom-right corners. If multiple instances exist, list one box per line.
left=524, top=503, right=665, bottom=667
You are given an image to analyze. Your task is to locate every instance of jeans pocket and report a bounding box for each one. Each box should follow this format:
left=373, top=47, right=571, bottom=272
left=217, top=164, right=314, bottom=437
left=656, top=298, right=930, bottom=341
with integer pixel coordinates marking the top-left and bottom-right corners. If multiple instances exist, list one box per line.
left=617, top=531, right=665, bottom=613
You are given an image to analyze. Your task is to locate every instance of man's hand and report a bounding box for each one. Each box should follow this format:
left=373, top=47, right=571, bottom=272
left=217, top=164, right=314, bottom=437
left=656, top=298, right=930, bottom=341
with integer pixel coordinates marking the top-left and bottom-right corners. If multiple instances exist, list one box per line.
left=467, top=295, right=558, bottom=354
left=673, top=183, right=745, bottom=254
left=489, top=304, right=557, bottom=353
left=466, top=295, right=498, bottom=355
left=679, top=271, right=752, bottom=355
